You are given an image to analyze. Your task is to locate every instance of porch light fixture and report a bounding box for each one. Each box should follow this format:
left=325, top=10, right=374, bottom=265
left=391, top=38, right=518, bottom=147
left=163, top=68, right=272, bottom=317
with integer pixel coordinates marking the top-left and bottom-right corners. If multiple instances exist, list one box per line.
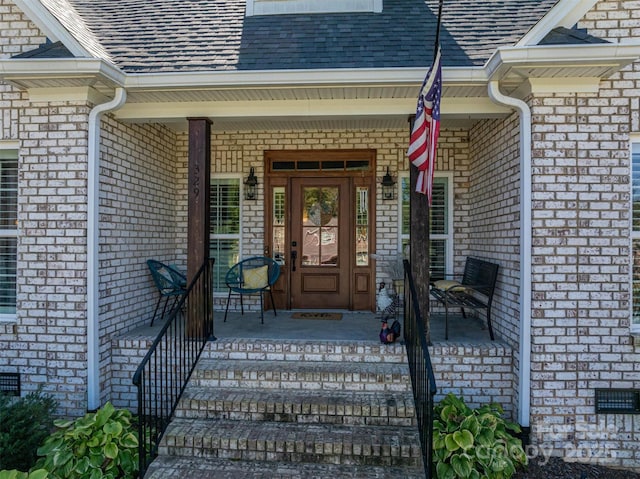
left=381, top=167, right=396, bottom=200
left=244, top=167, right=258, bottom=200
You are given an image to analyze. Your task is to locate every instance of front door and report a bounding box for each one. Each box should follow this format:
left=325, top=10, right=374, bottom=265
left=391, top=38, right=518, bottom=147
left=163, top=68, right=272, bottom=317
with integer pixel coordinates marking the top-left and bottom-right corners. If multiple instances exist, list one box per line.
left=290, top=177, right=350, bottom=309
left=265, top=149, right=376, bottom=311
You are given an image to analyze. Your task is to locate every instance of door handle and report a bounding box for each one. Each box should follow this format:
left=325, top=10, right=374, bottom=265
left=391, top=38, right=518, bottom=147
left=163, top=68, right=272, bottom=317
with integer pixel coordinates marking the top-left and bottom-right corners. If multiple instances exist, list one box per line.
left=291, top=250, right=297, bottom=271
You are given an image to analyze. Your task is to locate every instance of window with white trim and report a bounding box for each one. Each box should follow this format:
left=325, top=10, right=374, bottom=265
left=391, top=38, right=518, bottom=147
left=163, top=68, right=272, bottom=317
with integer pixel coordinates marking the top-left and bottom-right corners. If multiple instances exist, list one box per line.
left=210, top=177, right=241, bottom=293
left=0, top=149, right=17, bottom=318
left=631, top=141, right=640, bottom=329
left=400, top=173, right=452, bottom=280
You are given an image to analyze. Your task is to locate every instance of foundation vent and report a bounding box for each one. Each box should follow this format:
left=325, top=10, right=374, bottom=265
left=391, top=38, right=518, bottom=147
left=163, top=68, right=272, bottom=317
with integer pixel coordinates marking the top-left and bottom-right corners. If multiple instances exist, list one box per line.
left=0, top=372, right=20, bottom=396
left=595, top=388, right=640, bottom=414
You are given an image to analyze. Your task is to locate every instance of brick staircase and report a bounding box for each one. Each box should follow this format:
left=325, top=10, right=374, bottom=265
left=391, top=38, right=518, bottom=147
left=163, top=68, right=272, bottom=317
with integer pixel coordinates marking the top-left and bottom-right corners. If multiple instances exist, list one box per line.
left=144, top=339, right=425, bottom=478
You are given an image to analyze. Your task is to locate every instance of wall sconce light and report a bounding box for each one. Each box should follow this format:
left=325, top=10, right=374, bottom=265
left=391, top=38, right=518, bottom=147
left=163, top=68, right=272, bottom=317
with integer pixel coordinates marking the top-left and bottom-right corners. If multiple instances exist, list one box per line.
left=244, top=167, right=258, bottom=200
left=381, top=167, right=396, bottom=200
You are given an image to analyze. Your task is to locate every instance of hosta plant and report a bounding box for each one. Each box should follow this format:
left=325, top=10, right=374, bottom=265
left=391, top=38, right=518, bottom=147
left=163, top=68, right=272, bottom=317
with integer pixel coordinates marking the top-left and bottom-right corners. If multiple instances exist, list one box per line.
left=0, top=470, right=48, bottom=479
left=34, top=402, right=138, bottom=479
left=433, top=393, right=528, bottom=479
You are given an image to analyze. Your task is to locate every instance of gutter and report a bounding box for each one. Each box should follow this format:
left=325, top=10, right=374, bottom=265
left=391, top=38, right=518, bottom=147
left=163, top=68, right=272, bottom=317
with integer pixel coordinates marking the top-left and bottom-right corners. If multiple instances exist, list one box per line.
left=487, top=81, right=532, bottom=428
left=87, top=87, right=127, bottom=411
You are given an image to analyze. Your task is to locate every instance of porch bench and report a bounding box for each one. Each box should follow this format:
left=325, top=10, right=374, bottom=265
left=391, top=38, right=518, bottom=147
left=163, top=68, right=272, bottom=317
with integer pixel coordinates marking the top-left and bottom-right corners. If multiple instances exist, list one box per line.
left=430, top=257, right=499, bottom=340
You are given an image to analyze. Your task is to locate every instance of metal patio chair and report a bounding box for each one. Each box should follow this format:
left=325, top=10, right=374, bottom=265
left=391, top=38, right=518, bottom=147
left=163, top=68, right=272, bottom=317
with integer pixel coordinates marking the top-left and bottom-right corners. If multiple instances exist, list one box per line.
left=147, top=259, right=187, bottom=326
left=223, top=256, right=280, bottom=324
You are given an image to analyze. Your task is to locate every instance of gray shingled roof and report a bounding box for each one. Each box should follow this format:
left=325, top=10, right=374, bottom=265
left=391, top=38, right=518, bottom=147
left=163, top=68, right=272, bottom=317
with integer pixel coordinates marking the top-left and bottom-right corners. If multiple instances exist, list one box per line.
left=38, top=0, right=561, bottom=73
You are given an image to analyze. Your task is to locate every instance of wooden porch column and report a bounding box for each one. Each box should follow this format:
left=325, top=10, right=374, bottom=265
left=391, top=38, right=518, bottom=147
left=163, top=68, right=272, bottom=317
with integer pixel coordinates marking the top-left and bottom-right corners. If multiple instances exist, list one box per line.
left=408, top=115, right=431, bottom=342
left=186, top=118, right=212, bottom=337
left=187, top=118, right=211, bottom=281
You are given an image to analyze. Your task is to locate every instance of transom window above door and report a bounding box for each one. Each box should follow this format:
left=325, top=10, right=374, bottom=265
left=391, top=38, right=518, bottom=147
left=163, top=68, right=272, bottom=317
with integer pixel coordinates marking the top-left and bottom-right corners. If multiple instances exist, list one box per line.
left=270, top=158, right=371, bottom=172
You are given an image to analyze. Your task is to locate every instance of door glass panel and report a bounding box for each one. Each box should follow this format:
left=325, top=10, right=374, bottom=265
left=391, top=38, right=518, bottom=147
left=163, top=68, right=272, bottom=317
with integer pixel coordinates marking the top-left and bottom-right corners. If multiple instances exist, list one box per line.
left=301, top=186, right=339, bottom=266
left=356, top=187, right=369, bottom=266
left=273, top=186, right=286, bottom=265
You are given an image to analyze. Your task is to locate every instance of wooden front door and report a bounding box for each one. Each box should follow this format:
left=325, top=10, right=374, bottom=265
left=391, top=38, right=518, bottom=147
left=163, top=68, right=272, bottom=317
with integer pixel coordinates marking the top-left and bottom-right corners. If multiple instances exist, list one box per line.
left=290, top=177, right=350, bottom=309
left=265, top=149, right=376, bottom=311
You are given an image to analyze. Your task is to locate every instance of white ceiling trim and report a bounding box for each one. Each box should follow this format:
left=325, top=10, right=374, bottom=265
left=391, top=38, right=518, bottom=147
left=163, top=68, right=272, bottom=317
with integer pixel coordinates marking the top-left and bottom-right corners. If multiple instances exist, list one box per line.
left=123, top=67, right=488, bottom=91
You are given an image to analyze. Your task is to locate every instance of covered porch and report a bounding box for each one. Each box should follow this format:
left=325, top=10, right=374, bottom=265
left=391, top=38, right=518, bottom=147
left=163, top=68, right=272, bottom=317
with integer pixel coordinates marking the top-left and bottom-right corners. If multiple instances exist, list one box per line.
left=110, top=309, right=516, bottom=419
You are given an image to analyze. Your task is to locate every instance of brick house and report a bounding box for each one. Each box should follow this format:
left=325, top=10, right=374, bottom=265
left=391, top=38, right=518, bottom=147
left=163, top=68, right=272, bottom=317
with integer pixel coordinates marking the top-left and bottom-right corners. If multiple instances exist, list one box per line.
left=0, top=0, right=639, bottom=471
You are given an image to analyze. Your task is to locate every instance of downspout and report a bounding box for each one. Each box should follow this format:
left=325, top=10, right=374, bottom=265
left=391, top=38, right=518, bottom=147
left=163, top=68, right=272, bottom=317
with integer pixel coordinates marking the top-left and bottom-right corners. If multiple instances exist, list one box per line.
left=87, top=87, right=127, bottom=411
left=487, top=81, right=532, bottom=428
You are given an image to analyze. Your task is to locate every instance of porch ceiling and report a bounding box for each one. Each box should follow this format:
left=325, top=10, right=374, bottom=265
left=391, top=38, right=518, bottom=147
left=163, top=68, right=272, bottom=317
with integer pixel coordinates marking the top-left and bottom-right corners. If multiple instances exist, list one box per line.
left=114, top=83, right=501, bottom=132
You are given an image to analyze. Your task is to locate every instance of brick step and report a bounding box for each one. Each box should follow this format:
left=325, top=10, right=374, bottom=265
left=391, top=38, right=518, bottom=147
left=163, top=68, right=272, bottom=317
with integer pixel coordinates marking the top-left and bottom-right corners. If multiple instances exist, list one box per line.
left=203, top=338, right=407, bottom=363
left=191, top=359, right=412, bottom=392
left=144, top=455, right=425, bottom=479
left=159, top=418, right=422, bottom=468
left=175, top=386, right=417, bottom=426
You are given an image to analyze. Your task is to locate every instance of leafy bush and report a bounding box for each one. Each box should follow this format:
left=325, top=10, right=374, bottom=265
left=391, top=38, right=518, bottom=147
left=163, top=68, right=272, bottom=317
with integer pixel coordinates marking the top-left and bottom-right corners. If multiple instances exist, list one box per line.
left=0, top=470, right=48, bottom=479
left=433, top=393, right=528, bottom=479
left=34, top=402, right=139, bottom=479
left=0, top=390, right=58, bottom=471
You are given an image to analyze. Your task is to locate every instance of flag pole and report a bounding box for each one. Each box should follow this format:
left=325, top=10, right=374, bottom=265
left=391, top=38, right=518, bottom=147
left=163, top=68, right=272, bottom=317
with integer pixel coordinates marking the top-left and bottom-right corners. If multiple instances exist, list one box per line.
left=424, top=0, right=444, bottom=343
left=433, top=0, right=444, bottom=61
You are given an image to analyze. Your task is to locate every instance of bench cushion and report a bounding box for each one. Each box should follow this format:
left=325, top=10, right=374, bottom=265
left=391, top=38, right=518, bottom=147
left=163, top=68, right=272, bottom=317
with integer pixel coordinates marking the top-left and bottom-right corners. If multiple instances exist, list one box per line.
left=433, top=280, right=467, bottom=292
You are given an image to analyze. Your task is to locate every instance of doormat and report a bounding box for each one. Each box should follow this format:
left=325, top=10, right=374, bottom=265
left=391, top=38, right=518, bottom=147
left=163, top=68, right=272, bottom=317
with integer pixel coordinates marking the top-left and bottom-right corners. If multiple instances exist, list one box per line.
left=291, top=312, right=342, bottom=320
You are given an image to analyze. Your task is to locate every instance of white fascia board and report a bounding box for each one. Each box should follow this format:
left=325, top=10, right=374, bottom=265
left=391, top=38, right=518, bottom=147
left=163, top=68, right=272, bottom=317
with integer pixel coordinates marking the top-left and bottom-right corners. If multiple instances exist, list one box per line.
left=485, top=43, right=640, bottom=80
left=0, top=58, right=126, bottom=86
left=526, top=77, right=602, bottom=94
left=27, top=86, right=108, bottom=104
left=12, top=0, right=91, bottom=58
left=516, top=0, right=600, bottom=47
left=123, top=67, right=488, bottom=91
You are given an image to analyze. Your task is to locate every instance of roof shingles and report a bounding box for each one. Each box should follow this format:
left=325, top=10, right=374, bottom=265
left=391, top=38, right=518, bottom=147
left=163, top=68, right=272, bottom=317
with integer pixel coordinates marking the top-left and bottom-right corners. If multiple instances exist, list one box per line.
left=37, top=0, right=561, bottom=73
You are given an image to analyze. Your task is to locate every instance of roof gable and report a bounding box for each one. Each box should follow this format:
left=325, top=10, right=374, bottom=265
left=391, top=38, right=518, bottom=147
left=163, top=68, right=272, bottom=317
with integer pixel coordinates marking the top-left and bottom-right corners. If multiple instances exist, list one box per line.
left=21, top=0, right=559, bottom=73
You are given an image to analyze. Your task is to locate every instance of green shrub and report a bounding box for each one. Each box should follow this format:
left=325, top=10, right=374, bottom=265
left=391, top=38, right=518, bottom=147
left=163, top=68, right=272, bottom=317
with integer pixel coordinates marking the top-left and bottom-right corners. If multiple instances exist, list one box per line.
left=0, top=390, right=58, bottom=471
left=34, top=402, right=139, bottom=479
left=433, top=393, right=528, bottom=479
left=0, top=470, right=48, bottom=479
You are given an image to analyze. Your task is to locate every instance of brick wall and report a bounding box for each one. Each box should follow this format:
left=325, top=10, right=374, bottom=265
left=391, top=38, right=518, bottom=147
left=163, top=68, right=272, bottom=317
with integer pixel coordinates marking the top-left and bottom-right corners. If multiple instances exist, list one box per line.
left=0, top=111, right=181, bottom=415
left=467, top=116, right=522, bottom=350
left=0, top=0, right=92, bottom=417
left=98, top=118, right=179, bottom=403
left=430, top=343, right=515, bottom=419
left=525, top=0, right=640, bottom=468
left=194, top=128, right=475, bottom=310
left=0, top=0, right=183, bottom=414
left=0, top=0, right=45, bottom=59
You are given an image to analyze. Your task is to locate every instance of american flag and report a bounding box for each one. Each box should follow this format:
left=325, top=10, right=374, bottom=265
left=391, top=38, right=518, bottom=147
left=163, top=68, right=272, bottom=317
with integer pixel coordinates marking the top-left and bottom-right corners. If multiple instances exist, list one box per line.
left=407, top=46, right=442, bottom=205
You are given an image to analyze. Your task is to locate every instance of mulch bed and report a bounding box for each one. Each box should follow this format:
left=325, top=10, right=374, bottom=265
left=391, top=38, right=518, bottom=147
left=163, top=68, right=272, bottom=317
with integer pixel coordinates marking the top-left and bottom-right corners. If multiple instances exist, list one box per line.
left=512, top=456, right=640, bottom=478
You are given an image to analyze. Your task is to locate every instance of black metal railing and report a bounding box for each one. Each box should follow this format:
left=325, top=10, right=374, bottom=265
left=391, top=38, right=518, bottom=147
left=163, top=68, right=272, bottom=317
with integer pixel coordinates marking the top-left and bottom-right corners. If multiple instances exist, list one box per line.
left=402, top=259, right=437, bottom=478
left=132, top=258, right=214, bottom=478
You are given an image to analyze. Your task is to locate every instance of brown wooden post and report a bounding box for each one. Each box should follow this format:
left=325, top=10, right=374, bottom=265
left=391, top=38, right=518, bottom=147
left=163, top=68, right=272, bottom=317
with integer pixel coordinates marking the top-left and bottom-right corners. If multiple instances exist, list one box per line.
left=408, top=115, right=431, bottom=342
left=187, top=118, right=211, bottom=335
